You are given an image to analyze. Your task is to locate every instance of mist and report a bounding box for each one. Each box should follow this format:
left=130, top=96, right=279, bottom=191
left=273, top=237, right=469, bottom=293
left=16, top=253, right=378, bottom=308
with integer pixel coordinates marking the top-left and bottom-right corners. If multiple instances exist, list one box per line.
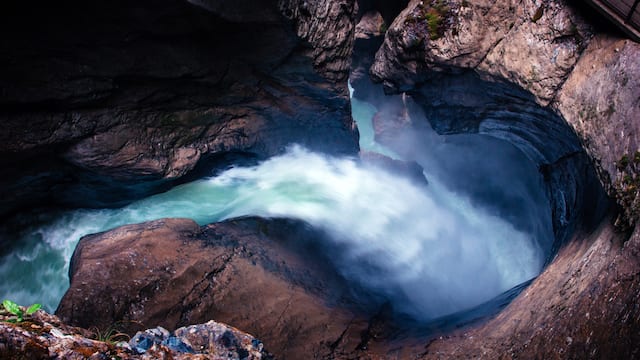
left=0, top=87, right=553, bottom=323
left=210, top=146, right=545, bottom=319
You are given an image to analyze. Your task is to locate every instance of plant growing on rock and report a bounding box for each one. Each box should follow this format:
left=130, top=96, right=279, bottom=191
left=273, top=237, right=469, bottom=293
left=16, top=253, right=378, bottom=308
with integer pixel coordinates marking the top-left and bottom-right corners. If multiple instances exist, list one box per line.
left=1, top=299, right=41, bottom=323
left=614, top=151, right=640, bottom=230
left=404, top=0, right=451, bottom=41
left=91, top=321, right=136, bottom=345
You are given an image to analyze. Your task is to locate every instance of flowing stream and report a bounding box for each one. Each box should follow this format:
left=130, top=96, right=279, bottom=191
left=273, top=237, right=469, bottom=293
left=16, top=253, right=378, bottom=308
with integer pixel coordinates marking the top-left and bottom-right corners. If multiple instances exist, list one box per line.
left=0, top=95, right=552, bottom=321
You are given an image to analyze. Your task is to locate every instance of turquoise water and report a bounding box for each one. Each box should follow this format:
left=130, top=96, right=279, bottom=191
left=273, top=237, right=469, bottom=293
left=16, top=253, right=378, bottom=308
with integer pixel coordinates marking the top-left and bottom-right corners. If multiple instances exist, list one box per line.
left=0, top=97, right=548, bottom=320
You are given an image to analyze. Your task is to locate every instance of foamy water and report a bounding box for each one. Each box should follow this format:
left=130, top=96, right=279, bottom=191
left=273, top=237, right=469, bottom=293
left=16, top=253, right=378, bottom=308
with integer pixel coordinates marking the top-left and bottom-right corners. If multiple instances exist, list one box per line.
left=0, top=96, right=548, bottom=320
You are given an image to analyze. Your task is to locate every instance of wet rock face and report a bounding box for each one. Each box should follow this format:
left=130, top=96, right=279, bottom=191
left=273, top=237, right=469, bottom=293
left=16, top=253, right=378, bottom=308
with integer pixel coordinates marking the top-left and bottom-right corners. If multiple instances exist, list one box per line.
left=362, top=0, right=640, bottom=357
left=56, top=217, right=390, bottom=358
left=0, top=0, right=359, bottom=217
left=364, top=0, right=613, bottom=247
left=423, top=219, right=640, bottom=359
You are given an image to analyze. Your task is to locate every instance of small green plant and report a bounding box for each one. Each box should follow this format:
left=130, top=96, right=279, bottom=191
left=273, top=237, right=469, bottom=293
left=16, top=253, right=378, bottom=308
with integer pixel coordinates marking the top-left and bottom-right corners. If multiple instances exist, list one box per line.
left=91, top=323, right=131, bottom=345
left=617, top=154, right=630, bottom=170
left=2, top=299, right=41, bottom=323
left=379, top=22, right=388, bottom=34
left=422, top=0, right=450, bottom=40
left=614, top=151, right=640, bottom=230
left=425, top=10, right=443, bottom=40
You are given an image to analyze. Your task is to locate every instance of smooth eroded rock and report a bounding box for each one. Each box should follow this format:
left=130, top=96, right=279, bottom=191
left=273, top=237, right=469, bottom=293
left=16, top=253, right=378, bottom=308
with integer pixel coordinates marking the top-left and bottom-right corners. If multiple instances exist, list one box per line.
left=56, top=217, right=388, bottom=358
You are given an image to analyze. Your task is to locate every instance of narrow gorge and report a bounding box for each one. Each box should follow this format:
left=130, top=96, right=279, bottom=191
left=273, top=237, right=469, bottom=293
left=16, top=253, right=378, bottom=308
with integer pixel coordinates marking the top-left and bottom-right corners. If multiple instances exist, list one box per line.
left=0, top=0, right=639, bottom=358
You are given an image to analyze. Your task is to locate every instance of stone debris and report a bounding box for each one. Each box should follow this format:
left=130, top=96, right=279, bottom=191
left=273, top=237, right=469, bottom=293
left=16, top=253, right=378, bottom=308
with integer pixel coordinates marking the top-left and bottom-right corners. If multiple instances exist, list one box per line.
left=130, top=321, right=270, bottom=359
left=0, top=307, right=271, bottom=359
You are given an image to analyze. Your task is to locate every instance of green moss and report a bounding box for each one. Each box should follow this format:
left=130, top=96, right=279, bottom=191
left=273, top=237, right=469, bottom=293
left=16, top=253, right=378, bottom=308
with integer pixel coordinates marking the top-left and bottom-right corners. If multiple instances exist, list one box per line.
left=529, top=68, right=539, bottom=82
left=569, top=22, right=578, bottom=34
left=618, top=154, right=630, bottom=170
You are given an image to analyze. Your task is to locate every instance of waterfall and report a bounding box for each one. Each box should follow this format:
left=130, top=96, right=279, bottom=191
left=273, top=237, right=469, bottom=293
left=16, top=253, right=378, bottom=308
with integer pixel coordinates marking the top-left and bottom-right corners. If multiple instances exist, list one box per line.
left=0, top=96, right=551, bottom=321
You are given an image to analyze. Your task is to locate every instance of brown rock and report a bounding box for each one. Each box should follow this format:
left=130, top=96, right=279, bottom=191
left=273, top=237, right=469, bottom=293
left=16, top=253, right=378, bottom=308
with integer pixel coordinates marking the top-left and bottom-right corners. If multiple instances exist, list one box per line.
left=370, top=0, right=592, bottom=103
left=555, top=35, right=640, bottom=227
left=360, top=151, right=428, bottom=186
left=56, top=217, right=379, bottom=358
left=369, top=0, right=639, bottom=226
left=421, top=219, right=640, bottom=359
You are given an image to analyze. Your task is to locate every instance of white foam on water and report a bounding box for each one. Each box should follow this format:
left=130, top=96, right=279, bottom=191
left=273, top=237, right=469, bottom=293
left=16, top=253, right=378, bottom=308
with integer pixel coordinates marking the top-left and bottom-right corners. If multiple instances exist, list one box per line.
left=0, top=145, right=544, bottom=319
left=0, top=91, right=549, bottom=319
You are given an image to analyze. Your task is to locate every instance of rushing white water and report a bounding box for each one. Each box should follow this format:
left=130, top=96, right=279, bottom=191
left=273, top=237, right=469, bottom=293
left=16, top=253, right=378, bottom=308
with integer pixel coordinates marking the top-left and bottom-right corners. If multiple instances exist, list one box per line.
left=0, top=95, right=548, bottom=320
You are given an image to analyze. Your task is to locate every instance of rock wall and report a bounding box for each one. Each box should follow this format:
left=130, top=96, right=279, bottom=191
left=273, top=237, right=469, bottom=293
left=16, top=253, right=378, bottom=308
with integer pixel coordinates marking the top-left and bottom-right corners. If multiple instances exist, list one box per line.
left=369, top=0, right=639, bottom=228
left=56, top=217, right=387, bottom=358
left=555, top=35, right=640, bottom=228
left=0, top=0, right=359, bottom=217
left=363, top=0, right=640, bottom=357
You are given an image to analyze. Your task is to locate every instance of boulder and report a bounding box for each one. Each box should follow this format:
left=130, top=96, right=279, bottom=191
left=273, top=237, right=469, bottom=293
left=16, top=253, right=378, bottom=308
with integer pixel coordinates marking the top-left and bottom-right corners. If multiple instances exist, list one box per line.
left=56, top=217, right=389, bottom=358
left=359, top=151, right=427, bottom=186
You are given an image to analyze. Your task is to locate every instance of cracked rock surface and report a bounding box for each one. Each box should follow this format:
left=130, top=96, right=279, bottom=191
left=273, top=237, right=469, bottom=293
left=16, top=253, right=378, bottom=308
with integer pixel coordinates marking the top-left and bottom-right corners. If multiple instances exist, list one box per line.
left=369, top=0, right=639, bottom=226
left=362, top=0, right=640, bottom=358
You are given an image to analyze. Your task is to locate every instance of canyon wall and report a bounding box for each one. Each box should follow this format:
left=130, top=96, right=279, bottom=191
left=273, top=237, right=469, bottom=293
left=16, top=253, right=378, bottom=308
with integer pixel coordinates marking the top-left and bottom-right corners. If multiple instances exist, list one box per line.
left=2, top=0, right=639, bottom=358
left=363, top=0, right=640, bottom=357
left=0, top=0, right=359, bottom=218
left=369, top=0, right=639, bottom=230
